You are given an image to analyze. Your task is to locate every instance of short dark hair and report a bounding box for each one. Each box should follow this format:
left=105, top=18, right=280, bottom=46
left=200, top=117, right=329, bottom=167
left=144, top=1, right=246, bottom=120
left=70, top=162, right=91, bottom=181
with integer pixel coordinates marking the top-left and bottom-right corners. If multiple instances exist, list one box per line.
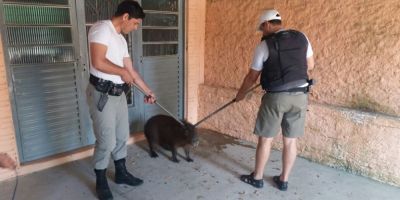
left=268, top=19, right=282, bottom=25
left=115, top=0, right=145, bottom=19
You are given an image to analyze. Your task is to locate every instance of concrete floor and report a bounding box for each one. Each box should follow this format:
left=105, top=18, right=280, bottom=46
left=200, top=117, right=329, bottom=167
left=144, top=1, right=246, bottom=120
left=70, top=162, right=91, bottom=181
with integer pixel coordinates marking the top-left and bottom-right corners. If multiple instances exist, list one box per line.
left=1, top=129, right=399, bottom=200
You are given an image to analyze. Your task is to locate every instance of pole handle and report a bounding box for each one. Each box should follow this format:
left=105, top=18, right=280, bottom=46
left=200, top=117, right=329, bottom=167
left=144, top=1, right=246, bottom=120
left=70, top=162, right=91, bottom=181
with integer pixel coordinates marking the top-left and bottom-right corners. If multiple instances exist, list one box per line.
left=131, top=84, right=184, bottom=126
left=194, top=83, right=261, bottom=127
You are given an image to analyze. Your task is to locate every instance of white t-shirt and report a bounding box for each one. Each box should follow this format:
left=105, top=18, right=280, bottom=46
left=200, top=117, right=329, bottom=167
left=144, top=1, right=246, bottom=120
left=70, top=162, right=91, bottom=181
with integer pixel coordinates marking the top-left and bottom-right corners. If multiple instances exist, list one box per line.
left=88, top=20, right=130, bottom=84
left=251, top=30, right=314, bottom=71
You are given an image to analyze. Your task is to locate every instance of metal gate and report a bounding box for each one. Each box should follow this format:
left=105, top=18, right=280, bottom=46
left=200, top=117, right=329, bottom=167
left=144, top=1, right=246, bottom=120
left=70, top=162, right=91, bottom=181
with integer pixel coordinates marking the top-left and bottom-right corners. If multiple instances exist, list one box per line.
left=0, top=0, right=90, bottom=162
left=138, top=0, right=184, bottom=123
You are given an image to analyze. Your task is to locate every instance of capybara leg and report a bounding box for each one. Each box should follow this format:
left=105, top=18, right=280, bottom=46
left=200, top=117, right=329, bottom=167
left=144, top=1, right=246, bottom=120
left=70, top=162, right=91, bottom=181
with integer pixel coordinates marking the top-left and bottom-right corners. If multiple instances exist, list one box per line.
left=184, top=146, right=193, bottom=162
left=148, top=142, right=158, bottom=158
left=171, top=147, right=179, bottom=163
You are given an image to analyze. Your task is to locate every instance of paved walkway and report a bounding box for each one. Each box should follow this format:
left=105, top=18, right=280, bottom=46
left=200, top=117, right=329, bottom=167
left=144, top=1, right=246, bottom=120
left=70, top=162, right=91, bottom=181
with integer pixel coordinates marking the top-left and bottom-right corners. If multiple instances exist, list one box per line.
left=1, top=129, right=399, bottom=200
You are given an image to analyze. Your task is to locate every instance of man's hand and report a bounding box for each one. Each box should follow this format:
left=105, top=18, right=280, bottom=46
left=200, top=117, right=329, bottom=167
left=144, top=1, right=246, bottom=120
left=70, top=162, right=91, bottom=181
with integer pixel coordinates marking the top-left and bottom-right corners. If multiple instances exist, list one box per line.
left=144, top=92, right=156, bottom=104
left=235, top=70, right=261, bottom=102
left=0, top=153, right=16, bottom=169
left=235, top=92, right=246, bottom=102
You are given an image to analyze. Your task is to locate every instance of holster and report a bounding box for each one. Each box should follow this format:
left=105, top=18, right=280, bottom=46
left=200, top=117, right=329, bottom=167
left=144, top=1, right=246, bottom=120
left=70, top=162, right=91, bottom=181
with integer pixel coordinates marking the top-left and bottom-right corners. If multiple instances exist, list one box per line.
left=123, top=84, right=131, bottom=94
left=306, top=79, right=315, bottom=93
left=97, top=93, right=108, bottom=112
left=90, top=74, right=126, bottom=96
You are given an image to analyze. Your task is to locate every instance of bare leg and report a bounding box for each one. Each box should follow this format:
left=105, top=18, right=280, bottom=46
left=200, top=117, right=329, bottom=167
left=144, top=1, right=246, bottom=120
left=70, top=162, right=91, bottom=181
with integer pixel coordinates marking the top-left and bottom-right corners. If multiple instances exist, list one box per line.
left=253, top=136, right=274, bottom=179
left=281, top=137, right=297, bottom=181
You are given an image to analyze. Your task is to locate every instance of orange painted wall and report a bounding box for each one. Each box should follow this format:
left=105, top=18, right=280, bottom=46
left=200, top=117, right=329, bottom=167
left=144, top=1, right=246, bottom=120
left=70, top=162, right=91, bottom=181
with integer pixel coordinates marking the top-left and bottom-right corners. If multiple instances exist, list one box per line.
left=0, top=32, right=19, bottom=180
left=199, top=0, right=400, bottom=186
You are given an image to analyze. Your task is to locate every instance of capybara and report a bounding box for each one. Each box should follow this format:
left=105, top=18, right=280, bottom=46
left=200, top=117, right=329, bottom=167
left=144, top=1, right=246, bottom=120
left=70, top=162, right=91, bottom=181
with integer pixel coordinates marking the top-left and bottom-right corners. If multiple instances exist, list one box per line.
left=144, top=115, right=199, bottom=163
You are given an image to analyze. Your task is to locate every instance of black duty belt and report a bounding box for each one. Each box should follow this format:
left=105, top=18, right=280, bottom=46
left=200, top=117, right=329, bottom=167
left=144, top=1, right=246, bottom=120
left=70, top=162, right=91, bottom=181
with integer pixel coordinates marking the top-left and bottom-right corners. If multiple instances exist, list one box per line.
left=268, top=86, right=308, bottom=93
left=89, top=74, right=129, bottom=96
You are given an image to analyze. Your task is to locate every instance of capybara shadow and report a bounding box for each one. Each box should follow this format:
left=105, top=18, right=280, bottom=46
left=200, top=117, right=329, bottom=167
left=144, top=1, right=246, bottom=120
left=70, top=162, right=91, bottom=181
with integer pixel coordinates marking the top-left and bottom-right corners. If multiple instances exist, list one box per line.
left=144, top=115, right=199, bottom=163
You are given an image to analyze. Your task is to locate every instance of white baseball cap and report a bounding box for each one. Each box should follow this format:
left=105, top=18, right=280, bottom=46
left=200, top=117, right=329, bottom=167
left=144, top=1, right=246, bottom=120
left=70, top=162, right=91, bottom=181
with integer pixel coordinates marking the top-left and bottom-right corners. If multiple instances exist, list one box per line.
left=258, top=9, right=281, bottom=31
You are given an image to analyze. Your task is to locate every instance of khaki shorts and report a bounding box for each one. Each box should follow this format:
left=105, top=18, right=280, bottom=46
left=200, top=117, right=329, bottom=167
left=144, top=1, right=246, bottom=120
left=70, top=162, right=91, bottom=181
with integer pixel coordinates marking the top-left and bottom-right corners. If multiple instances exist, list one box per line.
left=254, top=92, right=308, bottom=138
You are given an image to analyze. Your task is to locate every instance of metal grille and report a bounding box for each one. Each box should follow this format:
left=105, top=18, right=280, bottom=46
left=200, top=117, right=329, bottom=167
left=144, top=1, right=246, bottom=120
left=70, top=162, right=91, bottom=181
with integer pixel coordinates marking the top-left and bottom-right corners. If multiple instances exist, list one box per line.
left=7, top=27, right=72, bottom=45
left=3, top=0, right=68, bottom=5
left=141, top=0, right=182, bottom=120
left=13, top=64, right=82, bottom=160
left=8, top=46, right=75, bottom=64
left=84, top=0, right=122, bottom=24
left=142, top=0, right=178, bottom=12
left=141, top=2, right=179, bottom=57
left=4, top=4, right=70, bottom=25
left=2, top=1, right=83, bottom=162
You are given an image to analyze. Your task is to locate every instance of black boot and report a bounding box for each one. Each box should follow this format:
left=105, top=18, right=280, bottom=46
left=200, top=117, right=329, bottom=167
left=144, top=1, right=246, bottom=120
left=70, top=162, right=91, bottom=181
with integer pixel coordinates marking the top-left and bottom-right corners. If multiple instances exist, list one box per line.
left=114, top=158, right=143, bottom=186
left=94, top=169, right=113, bottom=200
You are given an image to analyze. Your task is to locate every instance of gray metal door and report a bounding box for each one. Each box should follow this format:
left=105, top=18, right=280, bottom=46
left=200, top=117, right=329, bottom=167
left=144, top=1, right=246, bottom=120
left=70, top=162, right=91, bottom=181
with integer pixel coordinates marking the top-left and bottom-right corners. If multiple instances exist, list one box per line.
left=0, top=0, right=90, bottom=162
left=135, top=0, right=184, bottom=125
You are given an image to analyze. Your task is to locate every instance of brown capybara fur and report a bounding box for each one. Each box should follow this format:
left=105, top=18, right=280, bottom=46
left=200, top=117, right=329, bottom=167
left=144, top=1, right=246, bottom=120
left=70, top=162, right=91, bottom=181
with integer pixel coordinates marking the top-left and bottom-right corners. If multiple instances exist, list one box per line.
left=144, top=115, right=199, bottom=162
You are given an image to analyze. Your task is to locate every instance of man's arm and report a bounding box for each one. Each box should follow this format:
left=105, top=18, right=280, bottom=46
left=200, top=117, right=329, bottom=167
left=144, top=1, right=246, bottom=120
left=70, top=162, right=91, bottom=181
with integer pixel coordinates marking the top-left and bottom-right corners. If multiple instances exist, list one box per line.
left=307, top=55, right=315, bottom=76
left=307, top=56, right=314, bottom=70
left=123, top=57, right=156, bottom=104
left=90, top=43, right=134, bottom=84
left=235, top=69, right=261, bottom=102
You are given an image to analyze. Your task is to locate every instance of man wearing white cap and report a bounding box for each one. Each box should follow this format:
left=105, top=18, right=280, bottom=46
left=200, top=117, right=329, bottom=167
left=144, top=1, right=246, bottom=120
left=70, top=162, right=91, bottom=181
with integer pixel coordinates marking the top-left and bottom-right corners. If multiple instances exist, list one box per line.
left=235, top=9, right=314, bottom=191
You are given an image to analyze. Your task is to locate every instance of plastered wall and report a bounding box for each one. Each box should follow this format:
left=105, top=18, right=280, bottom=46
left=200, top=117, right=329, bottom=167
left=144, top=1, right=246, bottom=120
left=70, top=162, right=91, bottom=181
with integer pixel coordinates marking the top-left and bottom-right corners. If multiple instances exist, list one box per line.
left=0, top=32, right=19, bottom=180
left=199, top=0, right=400, bottom=186
left=185, top=0, right=206, bottom=123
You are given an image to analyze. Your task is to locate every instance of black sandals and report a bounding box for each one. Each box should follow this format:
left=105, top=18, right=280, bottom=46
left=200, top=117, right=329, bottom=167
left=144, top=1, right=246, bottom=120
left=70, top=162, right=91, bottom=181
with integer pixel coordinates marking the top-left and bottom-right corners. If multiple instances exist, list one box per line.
left=273, top=175, right=288, bottom=191
left=240, top=173, right=289, bottom=191
left=240, top=172, right=264, bottom=188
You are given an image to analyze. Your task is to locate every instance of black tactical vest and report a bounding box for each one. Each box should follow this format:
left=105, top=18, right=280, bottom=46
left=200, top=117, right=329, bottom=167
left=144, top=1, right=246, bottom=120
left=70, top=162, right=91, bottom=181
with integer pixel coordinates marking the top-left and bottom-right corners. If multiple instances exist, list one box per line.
left=260, top=30, right=309, bottom=91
